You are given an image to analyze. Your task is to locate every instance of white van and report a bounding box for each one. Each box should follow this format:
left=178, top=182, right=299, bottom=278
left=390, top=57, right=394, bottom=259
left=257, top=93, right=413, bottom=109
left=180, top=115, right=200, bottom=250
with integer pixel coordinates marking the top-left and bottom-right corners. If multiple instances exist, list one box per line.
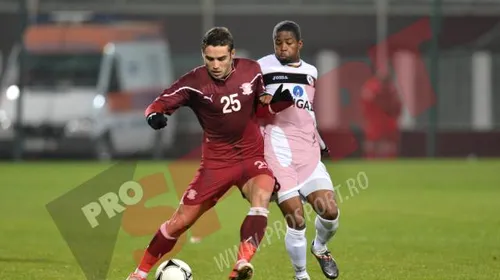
left=0, top=19, right=177, bottom=159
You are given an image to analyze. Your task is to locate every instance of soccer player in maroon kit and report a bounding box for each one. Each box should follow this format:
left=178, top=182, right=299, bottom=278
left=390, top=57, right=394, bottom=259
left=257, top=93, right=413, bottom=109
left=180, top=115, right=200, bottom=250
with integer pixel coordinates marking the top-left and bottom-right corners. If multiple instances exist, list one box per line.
left=126, top=27, right=294, bottom=280
left=361, top=71, right=402, bottom=159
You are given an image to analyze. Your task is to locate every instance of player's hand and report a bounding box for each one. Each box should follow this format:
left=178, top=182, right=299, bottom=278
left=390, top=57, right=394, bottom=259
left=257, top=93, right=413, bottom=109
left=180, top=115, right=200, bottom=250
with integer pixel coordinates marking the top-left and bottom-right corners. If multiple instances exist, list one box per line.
left=321, top=146, right=330, bottom=158
left=269, top=84, right=294, bottom=113
left=318, top=133, right=330, bottom=158
left=271, top=84, right=294, bottom=104
left=259, top=93, right=273, bottom=105
left=147, top=112, right=167, bottom=130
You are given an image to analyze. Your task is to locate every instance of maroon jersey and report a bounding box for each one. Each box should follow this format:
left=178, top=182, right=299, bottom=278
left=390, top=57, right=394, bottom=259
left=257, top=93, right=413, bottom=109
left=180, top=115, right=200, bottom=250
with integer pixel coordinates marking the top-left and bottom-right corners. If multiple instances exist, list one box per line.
left=146, top=58, right=266, bottom=168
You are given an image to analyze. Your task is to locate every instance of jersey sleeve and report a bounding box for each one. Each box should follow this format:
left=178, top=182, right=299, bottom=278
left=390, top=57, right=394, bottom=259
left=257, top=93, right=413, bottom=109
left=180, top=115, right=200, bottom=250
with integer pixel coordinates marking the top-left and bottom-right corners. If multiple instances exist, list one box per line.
left=253, top=61, right=276, bottom=118
left=253, top=62, right=267, bottom=97
left=256, top=59, right=273, bottom=96
left=145, top=74, right=195, bottom=117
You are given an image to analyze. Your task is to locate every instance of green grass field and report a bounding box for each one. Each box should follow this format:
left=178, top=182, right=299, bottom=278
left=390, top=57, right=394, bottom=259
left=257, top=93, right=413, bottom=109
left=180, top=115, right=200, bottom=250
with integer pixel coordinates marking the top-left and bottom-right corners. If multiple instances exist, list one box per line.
left=1, top=159, right=500, bottom=280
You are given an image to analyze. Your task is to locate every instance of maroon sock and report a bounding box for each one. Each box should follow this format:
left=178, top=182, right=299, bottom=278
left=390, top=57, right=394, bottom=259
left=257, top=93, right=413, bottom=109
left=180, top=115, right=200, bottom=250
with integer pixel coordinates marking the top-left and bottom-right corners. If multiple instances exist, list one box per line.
left=138, top=228, right=177, bottom=273
left=238, top=208, right=268, bottom=262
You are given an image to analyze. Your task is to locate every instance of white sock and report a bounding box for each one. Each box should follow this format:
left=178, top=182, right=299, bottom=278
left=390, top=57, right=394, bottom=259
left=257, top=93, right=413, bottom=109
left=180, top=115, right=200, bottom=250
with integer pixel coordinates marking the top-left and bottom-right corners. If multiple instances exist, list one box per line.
left=285, top=226, right=309, bottom=278
left=313, top=211, right=340, bottom=253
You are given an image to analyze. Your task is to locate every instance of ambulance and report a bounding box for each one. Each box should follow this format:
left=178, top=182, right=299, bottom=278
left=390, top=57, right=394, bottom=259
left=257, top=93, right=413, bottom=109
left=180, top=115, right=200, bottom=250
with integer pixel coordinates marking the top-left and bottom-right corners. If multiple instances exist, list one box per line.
left=0, top=13, right=177, bottom=159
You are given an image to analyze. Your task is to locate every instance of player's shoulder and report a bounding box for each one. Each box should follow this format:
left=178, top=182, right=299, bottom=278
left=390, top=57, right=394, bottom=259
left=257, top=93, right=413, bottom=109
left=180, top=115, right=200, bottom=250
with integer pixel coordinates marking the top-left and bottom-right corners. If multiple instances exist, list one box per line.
left=299, top=59, right=318, bottom=79
left=257, top=54, right=280, bottom=73
left=165, top=66, right=206, bottom=95
left=234, top=58, right=263, bottom=83
left=187, top=65, right=207, bottom=80
left=176, top=65, right=202, bottom=80
left=257, top=55, right=318, bottom=78
left=176, top=65, right=206, bottom=86
left=234, top=57, right=261, bottom=71
left=257, top=54, right=277, bottom=65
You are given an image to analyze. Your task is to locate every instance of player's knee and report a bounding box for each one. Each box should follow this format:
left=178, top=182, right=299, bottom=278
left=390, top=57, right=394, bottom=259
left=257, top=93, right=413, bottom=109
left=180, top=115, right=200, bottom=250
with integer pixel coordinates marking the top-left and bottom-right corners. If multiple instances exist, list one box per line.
left=163, top=219, right=190, bottom=238
left=250, top=189, right=272, bottom=207
left=164, top=210, right=197, bottom=238
left=318, top=202, right=339, bottom=221
left=258, top=174, right=278, bottom=194
left=282, top=203, right=306, bottom=230
left=285, top=212, right=306, bottom=230
left=313, top=194, right=338, bottom=220
left=247, top=175, right=274, bottom=206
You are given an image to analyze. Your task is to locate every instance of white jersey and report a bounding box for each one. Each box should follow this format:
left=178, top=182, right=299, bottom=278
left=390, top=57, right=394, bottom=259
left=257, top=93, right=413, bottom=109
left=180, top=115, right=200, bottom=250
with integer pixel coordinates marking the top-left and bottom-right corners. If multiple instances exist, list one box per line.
left=258, top=54, right=319, bottom=146
left=258, top=54, right=331, bottom=201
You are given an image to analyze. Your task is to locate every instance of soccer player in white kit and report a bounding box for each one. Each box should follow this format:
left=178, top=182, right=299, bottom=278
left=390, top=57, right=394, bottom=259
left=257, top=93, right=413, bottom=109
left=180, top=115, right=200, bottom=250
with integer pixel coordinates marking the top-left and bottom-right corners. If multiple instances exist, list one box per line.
left=257, top=21, right=340, bottom=280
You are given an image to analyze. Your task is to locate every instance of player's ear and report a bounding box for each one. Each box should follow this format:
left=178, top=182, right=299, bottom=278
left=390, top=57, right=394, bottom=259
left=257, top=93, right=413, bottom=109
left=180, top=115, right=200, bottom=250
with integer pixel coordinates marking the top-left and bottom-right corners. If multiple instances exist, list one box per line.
left=298, top=40, right=303, bottom=50
left=230, top=48, right=236, bottom=58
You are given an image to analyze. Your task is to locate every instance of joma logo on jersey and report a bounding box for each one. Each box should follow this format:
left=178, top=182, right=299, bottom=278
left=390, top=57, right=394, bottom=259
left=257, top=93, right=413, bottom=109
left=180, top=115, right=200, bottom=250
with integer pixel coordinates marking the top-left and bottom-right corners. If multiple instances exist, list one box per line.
left=272, top=75, right=289, bottom=80
left=295, top=99, right=313, bottom=111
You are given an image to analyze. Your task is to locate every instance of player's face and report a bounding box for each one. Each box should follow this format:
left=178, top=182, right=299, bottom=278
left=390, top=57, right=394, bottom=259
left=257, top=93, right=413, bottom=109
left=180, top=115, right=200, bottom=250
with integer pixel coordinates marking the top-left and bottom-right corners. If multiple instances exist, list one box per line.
left=202, top=45, right=235, bottom=80
left=274, top=31, right=303, bottom=64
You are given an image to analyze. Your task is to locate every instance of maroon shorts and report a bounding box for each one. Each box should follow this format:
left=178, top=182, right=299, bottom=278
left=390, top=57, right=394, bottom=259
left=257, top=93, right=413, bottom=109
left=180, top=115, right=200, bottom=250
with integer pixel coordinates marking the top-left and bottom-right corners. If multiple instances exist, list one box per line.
left=181, top=157, right=275, bottom=205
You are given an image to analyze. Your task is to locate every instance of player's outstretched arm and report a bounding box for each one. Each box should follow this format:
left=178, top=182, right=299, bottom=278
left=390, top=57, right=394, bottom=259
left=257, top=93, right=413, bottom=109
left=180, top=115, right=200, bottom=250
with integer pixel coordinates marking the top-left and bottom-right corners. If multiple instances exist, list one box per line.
left=145, top=76, right=193, bottom=130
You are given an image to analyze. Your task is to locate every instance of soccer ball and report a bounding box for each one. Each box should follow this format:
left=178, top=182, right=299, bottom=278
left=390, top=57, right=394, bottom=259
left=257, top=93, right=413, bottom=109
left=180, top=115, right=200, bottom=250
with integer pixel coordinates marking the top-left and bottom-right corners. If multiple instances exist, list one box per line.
left=155, top=259, right=193, bottom=280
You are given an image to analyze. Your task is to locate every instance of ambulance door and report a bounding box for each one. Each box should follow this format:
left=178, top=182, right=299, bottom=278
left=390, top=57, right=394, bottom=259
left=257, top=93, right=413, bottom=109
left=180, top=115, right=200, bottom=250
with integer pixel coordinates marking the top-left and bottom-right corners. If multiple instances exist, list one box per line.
left=97, top=46, right=131, bottom=154
left=115, top=43, right=158, bottom=153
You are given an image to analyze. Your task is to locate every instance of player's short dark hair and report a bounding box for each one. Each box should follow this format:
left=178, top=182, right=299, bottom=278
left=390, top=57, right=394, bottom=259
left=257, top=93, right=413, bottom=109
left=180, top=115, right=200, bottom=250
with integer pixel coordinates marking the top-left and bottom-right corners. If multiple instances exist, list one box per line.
left=273, top=20, right=301, bottom=41
left=201, top=27, right=234, bottom=51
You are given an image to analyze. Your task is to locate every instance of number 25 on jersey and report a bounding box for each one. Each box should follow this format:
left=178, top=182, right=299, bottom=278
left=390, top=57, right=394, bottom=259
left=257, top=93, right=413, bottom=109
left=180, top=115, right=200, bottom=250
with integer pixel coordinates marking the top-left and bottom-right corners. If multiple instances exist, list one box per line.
left=221, top=93, right=241, bottom=114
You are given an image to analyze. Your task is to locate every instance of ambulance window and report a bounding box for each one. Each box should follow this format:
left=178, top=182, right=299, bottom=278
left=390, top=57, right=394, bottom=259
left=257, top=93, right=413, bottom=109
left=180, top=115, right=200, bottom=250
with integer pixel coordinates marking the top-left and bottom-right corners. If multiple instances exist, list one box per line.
left=24, top=52, right=101, bottom=88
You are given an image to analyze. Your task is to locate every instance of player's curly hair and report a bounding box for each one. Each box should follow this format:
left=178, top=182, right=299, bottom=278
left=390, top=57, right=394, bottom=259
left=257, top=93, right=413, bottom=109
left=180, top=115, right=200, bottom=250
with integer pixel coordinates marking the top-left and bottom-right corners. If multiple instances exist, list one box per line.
left=273, top=20, right=301, bottom=41
left=201, top=27, right=234, bottom=51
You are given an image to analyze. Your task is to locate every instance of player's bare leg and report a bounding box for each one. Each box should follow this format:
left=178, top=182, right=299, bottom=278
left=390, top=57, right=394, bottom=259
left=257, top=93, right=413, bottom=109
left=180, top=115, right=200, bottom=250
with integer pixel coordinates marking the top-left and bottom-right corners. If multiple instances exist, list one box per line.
left=278, top=195, right=310, bottom=280
left=306, top=189, right=340, bottom=279
left=127, top=201, right=214, bottom=280
left=228, top=174, right=275, bottom=280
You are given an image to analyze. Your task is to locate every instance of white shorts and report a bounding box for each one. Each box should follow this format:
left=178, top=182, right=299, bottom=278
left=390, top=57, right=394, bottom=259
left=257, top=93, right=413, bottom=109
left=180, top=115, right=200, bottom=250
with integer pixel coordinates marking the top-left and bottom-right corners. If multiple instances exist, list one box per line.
left=276, top=160, right=334, bottom=204
left=263, top=126, right=334, bottom=204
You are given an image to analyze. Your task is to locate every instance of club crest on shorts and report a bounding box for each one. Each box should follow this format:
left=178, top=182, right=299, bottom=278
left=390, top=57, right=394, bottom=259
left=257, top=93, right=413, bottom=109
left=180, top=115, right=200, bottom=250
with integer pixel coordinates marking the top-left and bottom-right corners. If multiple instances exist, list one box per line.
left=240, top=82, right=253, bottom=95
left=186, top=189, right=198, bottom=200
